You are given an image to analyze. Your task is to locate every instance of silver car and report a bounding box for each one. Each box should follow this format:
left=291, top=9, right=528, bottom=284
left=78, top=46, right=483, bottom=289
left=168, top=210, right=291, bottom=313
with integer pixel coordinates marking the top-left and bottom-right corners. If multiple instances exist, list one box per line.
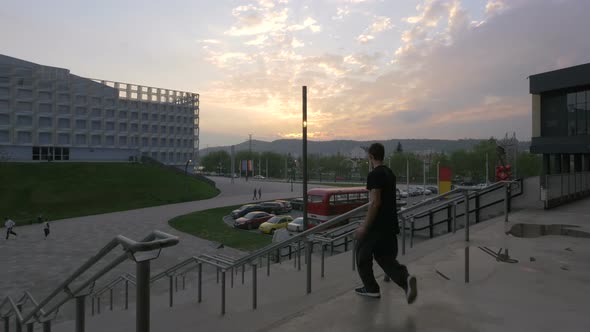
left=287, top=217, right=304, bottom=232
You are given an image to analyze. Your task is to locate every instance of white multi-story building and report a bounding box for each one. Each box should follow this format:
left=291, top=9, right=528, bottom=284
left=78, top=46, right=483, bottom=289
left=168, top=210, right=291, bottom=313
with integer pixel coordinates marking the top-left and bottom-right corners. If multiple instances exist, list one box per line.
left=0, top=54, right=199, bottom=166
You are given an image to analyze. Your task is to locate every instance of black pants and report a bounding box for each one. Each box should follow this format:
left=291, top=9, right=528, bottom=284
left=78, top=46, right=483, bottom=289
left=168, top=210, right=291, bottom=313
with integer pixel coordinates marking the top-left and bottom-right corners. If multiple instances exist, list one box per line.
left=356, top=231, right=409, bottom=293
left=44, top=229, right=50, bottom=238
left=5, top=228, right=17, bottom=239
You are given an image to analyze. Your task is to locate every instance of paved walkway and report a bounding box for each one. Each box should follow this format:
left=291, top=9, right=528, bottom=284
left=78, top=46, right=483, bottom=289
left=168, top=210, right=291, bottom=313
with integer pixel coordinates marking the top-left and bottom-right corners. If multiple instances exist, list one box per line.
left=0, top=177, right=309, bottom=301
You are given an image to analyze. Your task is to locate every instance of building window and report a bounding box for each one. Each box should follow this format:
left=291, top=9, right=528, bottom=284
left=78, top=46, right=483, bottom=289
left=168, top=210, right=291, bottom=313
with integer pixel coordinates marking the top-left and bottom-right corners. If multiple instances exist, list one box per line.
left=105, top=135, right=115, bottom=146
left=91, top=108, right=102, bottom=118
left=58, top=93, right=69, bottom=103
left=119, top=123, right=127, bottom=131
left=91, top=135, right=101, bottom=146
left=39, top=92, right=52, bottom=101
left=91, top=120, right=102, bottom=130
left=17, top=131, right=32, bottom=144
left=151, top=113, right=158, bottom=122
left=141, top=137, right=148, bottom=147
left=76, top=134, right=86, bottom=145
left=160, top=138, right=167, bottom=147
left=75, top=119, right=87, bottom=129
left=75, top=107, right=87, bottom=116
left=58, top=133, right=70, bottom=145
left=130, top=123, right=138, bottom=133
left=39, top=117, right=53, bottom=128
left=0, top=130, right=8, bottom=143
left=39, top=132, right=52, bottom=144
left=141, top=113, right=148, bottom=121
left=151, top=125, right=158, bottom=134
left=567, top=91, right=589, bottom=136
left=141, top=124, right=149, bottom=133
left=105, top=121, right=115, bottom=131
left=58, top=118, right=70, bottom=129
left=56, top=105, right=69, bottom=115
left=119, top=111, right=127, bottom=119
left=16, top=115, right=32, bottom=126
left=131, top=112, right=138, bottom=120
left=105, top=109, right=115, bottom=118
left=75, top=95, right=87, bottom=104
left=16, top=102, right=32, bottom=112
left=160, top=125, right=166, bottom=134
left=151, top=137, right=158, bottom=147
left=160, top=114, right=166, bottom=122
left=0, top=113, right=9, bottom=125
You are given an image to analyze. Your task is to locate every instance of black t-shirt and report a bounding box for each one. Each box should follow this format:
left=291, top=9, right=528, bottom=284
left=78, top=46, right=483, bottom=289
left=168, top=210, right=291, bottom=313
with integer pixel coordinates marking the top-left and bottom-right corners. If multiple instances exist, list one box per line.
left=366, top=165, right=399, bottom=234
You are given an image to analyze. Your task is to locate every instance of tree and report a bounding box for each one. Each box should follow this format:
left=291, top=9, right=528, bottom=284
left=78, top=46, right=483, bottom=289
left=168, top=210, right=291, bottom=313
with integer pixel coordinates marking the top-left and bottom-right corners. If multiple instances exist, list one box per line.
left=200, top=150, right=231, bottom=174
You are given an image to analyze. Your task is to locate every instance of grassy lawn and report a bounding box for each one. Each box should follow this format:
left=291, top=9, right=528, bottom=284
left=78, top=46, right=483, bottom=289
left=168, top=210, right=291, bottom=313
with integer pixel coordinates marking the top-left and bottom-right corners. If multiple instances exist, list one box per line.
left=0, top=162, right=219, bottom=226
left=169, top=205, right=272, bottom=252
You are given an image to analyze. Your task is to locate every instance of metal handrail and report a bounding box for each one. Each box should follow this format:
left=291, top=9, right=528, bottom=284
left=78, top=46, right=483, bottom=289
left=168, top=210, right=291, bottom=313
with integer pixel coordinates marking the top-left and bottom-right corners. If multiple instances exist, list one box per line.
left=0, top=230, right=178, bottom=326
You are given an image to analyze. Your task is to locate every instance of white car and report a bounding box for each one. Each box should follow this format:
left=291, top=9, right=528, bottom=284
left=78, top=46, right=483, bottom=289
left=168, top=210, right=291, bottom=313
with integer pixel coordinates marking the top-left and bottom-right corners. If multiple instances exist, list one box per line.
left=253, top=175, right=265, bottom=179
left=399, top=190, right=409, bottom=198
left=287, top=217, right=304, bottom=232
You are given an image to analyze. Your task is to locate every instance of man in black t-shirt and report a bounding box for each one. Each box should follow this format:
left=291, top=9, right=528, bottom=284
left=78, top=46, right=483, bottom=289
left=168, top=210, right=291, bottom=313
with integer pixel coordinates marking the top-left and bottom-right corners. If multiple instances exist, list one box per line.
left=354, top=143, right=417, bottom=303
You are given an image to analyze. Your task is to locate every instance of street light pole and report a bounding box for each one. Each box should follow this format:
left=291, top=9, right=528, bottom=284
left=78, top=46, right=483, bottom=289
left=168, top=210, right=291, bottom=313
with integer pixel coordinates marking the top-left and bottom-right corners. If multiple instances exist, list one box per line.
left=302, top=86, right=308, bottom=232
left=184, top=159, right=192, bottom=198
left=437, top=162, right=440, bottom=194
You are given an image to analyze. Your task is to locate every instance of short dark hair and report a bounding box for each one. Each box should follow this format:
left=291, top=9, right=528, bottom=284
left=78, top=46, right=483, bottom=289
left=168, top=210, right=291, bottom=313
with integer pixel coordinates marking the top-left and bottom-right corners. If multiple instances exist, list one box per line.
left=368, top=143, right=385, bottom=161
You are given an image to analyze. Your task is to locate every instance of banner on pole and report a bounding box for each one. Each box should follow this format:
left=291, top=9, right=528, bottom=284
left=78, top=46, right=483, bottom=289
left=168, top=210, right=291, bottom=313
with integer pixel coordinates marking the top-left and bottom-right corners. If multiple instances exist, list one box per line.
left=439, top=166, right=452, bottom=194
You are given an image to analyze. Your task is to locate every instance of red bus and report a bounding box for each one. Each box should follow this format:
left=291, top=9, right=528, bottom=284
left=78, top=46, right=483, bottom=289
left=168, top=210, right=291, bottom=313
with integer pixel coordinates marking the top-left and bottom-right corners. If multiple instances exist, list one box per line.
left=307, top=187, right=369, bottom=226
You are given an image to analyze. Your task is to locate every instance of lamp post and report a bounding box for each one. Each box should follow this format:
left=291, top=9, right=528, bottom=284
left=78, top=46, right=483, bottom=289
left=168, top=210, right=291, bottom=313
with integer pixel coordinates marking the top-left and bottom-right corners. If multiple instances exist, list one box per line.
left=184, top=159, right=192, bottom=198
left=302, top=86, right=308, bottom=232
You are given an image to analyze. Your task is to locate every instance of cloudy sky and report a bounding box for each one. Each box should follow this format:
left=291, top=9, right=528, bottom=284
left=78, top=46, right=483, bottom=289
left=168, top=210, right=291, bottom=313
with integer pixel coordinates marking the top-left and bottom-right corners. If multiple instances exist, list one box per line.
left=1, top=0, right=589, bottom=148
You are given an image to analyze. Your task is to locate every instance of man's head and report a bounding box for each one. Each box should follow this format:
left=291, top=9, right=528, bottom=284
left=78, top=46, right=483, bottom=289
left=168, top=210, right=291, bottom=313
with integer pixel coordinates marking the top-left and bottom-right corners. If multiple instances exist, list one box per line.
left=368, top=143, right=385, bottom=164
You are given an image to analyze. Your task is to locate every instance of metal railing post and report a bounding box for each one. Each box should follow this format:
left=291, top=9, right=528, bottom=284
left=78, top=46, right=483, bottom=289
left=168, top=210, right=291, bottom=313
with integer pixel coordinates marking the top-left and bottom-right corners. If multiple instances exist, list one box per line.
left=475, top=193, right=480, bottom=223
left=352, top=239, right=356, bottom=271
left=321, top=244, right=325, bottom=278
left=221, top=271, right=226, bottom=316
left=42, top=321, right=51, bottom=332
left=428, top=211, right=434, bottom=238
left=410, top=219, right=415, bottom=248
left=109, top=289, right=113, bottom=311
left=136, top=259, right=151, bottom=332
left=216, top=267, right=219, bottom=284
left=4, top=316, right=9, bottom=332
left=125, top=280, right=129, bottom=310
left=306, top=240, right=312, bottom=294
left=447, top=205, right=452, bottom=233
left=97, top=297, right=101, bottom=315
left=401, top=217, right=406, bottom=256
left=168, top=275, right=174, bottom=307
left=277, top=249, right=281, bottom=264
left=16, top=304, right=22, bottom=332
left=242, top=264, right=245, bottom=285
left=175, top=275, right=179, bottom=293
left=91, top=296, right=95, bottom=316
left=197, top=263, right=202, bottom=303
left=26, top=323, right=34, bottom=332
left=252, top=263, right=258, bottom=310
left=344, top=236, right=349, bottom=251
left=297, top=241, right=302, bottom=271
left=230, top=267, right=234, bottom=288
left=464, top=191, right=470, bottom=242
left=504, top=183, right=509, bottom=222
left=452, top=202, right=457, bottom=233
left=465, top=246, right=470, bottom=283
left=267, top=255, right=271, bottom=276
left=75, top=295, right=86, bottom=332
left=182, top=275, right=186, bottom=290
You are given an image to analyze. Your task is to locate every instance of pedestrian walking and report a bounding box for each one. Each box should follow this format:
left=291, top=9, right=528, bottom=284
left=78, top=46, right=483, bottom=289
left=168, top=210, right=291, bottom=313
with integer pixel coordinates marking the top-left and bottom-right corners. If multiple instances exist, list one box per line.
left=253, top=188, right=258, bottom=200
left=43, top=220, right=50, bottom=239
left=354, top=143, right=417, bottom=303
left=4, top=217, right=17, bottom=240
left=258, top=187, right=262, bottom=200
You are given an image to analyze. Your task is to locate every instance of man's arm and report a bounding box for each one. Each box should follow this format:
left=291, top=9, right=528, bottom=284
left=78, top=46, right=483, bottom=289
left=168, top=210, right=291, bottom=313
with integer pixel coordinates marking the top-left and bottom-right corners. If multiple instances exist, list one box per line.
left=364, top=188, right=382, bottom=228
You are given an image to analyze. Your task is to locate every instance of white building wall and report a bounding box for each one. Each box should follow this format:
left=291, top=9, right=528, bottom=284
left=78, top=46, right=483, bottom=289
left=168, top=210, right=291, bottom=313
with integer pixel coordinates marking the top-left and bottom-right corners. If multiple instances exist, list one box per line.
left=0, top=54, right=199, bottom=165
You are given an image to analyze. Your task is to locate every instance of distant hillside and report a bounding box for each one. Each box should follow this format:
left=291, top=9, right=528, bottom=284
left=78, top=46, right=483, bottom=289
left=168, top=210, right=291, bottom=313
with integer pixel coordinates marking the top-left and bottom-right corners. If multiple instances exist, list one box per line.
left=200, top=139, right=531, bottom=157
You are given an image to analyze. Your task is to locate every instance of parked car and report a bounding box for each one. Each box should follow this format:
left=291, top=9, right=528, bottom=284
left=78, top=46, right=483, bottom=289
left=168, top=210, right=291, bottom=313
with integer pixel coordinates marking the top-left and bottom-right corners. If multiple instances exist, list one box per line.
left=259, top=215, right=293, bottom=234
left=274, top=200, right=292, bottom=212
left=408, top=188, right=420, bottom=197
left=287, top=217, right=319, bottom=232
left=234, top=211, right=274, bottom=230
left=253, top=175, right=265, bottom=179
left=258, top=201, right=288, bottom=214
left=231, top=204, right=262, bottom=219
left=290, top=197, right=304, bottom=210
left=398, top=190, right=409, bottom=198
left=426, top=186, right=438, bottom=194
